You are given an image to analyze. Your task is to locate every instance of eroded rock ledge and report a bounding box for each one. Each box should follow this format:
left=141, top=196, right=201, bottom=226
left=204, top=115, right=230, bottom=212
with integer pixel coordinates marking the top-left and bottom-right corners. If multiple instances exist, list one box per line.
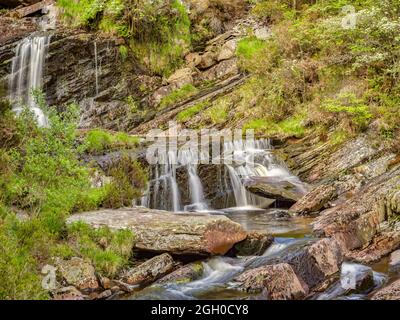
left=66, top=207, right=247, bottom=256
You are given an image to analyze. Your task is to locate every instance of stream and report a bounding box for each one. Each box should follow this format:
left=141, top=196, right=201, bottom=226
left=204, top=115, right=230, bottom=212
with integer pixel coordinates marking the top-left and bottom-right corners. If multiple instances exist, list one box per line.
left=128, top=137, right=398, bottom=300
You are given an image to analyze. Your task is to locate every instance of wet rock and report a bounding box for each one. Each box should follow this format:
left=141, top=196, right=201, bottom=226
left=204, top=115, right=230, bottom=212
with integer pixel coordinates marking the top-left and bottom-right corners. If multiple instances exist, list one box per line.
left=122, top=253, right=175, bottom=286
left=389, top=249, right=400, bottom=273
left=246, top=180, right=303, bottom=203
left=340, top=263, right=374, bottom=293
left=55, top=257, right=99, bottom=291
left=217, top=39, right=237, bottom=61
left=231, top=231, right=273, bottom=256
left=371, top=279, right=400, bottom=300
left=235, top=263, right=309, bottom=300
left=156, top=262, right=204, bottom=285
left=289, top=238, right=343, bottom=289
left=290, top=184, right=337, bottom=215
left=67, top=207, right=247, bottom=256
left=53, top=286, right=87, bottom=300
left=344, top=230, right=400, bottom=264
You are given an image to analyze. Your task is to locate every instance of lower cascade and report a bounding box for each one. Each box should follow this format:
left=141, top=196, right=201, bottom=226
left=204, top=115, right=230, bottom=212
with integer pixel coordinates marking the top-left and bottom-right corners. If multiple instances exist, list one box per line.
left=141, top=138, right=306, bottom=212
left=8, top=35, right=51, bottom=127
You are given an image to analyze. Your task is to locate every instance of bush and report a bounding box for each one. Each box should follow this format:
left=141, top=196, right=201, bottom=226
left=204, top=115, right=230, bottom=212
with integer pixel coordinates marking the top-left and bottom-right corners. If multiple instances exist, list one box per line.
left=102, top=153, right=148, bottom=208
left=82, top=129, right=140, bottom=153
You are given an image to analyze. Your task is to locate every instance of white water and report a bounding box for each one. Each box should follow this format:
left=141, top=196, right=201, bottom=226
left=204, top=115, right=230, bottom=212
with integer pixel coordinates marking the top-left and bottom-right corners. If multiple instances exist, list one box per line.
left=141, top=138, right=306, bottom=212
left=222, top=139, right=305, bottom=208
left=94, top=42, right=99, bottom=96
left=141, top=147, right=208, bottom=212
left=9, top=36, right=50, bottom=127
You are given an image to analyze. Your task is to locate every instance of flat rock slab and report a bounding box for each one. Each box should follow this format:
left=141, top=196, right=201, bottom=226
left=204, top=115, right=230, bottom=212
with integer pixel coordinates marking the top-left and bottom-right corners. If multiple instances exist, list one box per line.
left=67, top=207, right=247, bottom=256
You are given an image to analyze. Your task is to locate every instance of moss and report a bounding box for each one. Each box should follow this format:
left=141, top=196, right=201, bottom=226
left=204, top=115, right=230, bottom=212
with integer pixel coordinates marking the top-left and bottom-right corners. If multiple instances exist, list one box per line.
left=205, top=98, right=230, bottom=125
left=177, top=101, right=210, bottom=123
left=159, top=84, right=198, bottom=109
left=82, top=129, right=140, bottom=153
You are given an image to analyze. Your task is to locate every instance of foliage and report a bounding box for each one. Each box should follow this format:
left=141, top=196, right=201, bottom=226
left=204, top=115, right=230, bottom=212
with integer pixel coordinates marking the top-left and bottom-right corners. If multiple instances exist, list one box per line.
left=82, top=128, right=140, bottom=153
left=0, top=91, right=145, bottom=298
left=102, top=153, right=148, bottom=209
left=57, top=0, right=192, bottom=76
left=66, top=222, right=135, bottom=277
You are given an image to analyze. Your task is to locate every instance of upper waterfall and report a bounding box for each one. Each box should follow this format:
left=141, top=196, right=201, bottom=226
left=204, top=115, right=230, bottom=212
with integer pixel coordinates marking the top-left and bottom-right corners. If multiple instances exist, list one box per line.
left=8, top=35, right=51, bottom=127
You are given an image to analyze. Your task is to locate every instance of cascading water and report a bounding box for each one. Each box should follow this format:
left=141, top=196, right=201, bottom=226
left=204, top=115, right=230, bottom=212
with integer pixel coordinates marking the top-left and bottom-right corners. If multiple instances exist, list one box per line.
left=222, top=138, right=305, bottom=209
left=141, top=147, right=208, bottom=212
left=141, top=137, right=306, bottom=212
left=8, top=35, right=50, bottom=127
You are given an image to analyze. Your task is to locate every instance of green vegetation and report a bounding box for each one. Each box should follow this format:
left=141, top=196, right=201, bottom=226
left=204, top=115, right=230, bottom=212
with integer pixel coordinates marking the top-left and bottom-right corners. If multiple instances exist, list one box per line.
left=0, top=91, right=145, bottom=299
left=57, top=0, right=192, bottom=76
left=205, top=98, right=230, bottom=125
left=197, top=0, right=400, bottom=143
left=82, top=129, right=140, bottom=153
left=159, top=84, right=198, bottom=109
left=177, top=101, right=210, bottom=123
left=66, top=222, right=135, bottom=277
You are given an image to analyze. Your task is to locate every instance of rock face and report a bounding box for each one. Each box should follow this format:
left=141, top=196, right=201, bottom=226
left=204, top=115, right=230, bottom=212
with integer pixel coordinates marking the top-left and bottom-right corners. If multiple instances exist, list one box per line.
left=235, top=263, right=309, bottom=300
left=280, top=129, right=400, bottom=264
left=122, top=253, right=175, bottom=286
left=66, top=207, right=247, bottom=256
left=371, top=279, right=400, bottom=300
left=288, top=238, right=343, bottom=289
left=55, top=257, right=99, bottom=292
left=231, top=231, right=273, bottom=256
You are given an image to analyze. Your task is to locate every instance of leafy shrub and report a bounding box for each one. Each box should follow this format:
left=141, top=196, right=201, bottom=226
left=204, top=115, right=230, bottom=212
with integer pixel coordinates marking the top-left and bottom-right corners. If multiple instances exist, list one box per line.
left=82, top=129, right=140, bottom=153
left=102, top=153, right=148, bottom=208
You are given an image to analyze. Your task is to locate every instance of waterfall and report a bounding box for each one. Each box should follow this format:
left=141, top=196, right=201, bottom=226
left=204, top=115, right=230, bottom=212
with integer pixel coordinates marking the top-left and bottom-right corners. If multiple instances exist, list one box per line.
left=179, top=148, right=208, bottom=211
left=94, top=42, right=99, bottom=96
left=9, top=35, right=50, bottom=127
left=222, top=139, right=305, bottom=208
left=141, top=137, right=305, bottom=212
left=141, top=147, right=208, bottom=212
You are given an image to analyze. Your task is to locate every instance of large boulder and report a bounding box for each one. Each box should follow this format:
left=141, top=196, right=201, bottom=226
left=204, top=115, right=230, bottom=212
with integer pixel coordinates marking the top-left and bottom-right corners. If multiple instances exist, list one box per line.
left=67, top=207, right=247, bottom=256
left=55, top=257, right=99, bottom=292
left=122, top=253, right=175, bottom=286
left=371, top=279, right=400, bottom=300
left=235, top=263, right=309, bottom=300
left=289, top=184, right=337, bottom=215
left=288, top=238, right=343, bottom=289
left=231, top=231, right=273, bottom=256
